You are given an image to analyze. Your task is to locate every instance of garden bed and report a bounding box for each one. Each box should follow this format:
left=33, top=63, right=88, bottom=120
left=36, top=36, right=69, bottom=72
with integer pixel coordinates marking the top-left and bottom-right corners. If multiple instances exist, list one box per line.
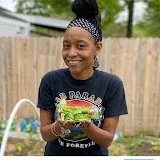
left=109, top=133, right=160, bottom=156
left=1, top=133, right=160, bottom=156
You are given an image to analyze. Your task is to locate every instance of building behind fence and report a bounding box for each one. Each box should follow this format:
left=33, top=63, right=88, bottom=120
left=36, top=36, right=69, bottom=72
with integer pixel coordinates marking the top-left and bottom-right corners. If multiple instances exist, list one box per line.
left=0, top=37, right=160, bottom=136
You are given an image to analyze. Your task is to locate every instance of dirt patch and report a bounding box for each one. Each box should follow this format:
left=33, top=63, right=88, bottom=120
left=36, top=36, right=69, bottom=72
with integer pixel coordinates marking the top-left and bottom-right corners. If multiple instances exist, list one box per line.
left=4, top=137, right=45, bottom=156
left=109, top=142, right=128, bottom=156
left=137, top=142, right=160, bottom=156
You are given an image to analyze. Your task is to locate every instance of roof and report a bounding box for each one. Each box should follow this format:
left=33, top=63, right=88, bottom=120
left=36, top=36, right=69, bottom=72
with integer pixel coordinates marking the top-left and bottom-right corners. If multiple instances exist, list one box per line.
left=0, top=6, right=28, bottom=23
left=13, top=13, right=70, bottom=31
left=0, top=6, right=70, bottom=31
left=0, top=6, right=11, bottom=12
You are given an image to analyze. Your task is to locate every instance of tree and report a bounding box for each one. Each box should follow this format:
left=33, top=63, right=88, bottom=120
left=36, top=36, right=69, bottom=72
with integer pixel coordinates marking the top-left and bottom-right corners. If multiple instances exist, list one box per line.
left=18, top=0, right=157, bottom=38
left=134, top=0, right=160, bottom=37
left=16, top=0, right=122, bottom=36
left=16, top=0, right=74, bottom=19
left=98, top=0, right=122, bottom=32
left=100, top=0, right=136, bottom=37
left=125, top=0, right=135, bottom=37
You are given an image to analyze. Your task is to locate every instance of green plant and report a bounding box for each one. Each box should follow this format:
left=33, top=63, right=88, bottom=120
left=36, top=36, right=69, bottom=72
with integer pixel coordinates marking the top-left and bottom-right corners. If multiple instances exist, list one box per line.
left=16, top=143, right=24, bottom=153
left=152, top=145, right=160, bottom=152
left=0, top=131, right=3, bottom=144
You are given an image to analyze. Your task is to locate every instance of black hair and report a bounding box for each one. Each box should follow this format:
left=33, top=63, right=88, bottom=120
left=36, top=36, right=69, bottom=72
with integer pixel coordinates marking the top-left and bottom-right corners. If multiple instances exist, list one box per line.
left=71, top=0, right=102, bottom=42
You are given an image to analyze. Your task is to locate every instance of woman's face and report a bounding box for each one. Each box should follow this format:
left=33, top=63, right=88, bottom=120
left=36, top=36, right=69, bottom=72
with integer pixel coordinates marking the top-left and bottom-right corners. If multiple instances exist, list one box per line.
left=62, top=27, right=102, bottom=80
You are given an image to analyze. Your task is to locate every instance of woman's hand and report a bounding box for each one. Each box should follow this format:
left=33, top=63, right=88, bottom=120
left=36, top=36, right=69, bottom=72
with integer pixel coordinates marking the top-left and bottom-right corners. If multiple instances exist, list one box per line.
left=57, top=109, right=76, bottom=130
left=76, top=120, right=91, bottom=130
left=57, top=109, right=91, bottom=130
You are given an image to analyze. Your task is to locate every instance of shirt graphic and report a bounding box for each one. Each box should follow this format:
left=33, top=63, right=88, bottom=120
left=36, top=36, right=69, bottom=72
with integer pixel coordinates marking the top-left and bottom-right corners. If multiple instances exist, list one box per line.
left=54, top=91, right=105, bottom=143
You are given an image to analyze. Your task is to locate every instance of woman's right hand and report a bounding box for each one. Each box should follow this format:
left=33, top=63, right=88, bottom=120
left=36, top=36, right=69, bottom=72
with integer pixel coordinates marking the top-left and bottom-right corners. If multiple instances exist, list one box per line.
left=57, top=109, right=76, bottom=130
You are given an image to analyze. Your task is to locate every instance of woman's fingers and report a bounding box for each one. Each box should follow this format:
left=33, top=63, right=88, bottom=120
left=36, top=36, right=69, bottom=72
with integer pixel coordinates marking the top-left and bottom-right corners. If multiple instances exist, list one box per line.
left=76, top=120, right=91, bottom=129
left=59, top=120, right=75, bottom=129
left=57, top=117, right=91, bottom=130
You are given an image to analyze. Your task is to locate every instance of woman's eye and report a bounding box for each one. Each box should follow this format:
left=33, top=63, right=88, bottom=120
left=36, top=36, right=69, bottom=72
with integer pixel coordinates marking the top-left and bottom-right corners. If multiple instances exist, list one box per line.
left=78, top=44, right=86, bottom=48
left=63, top=44, right=70, bottom=48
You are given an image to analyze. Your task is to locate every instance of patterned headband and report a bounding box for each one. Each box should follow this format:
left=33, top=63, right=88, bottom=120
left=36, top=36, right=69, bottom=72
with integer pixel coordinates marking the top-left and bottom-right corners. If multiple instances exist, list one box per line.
left=67, top=18, right=101, bottom=42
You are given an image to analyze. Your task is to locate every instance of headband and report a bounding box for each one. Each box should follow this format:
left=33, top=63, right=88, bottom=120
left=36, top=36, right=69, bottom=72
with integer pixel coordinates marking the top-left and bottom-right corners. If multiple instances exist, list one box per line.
left=67, top=18, right=101, bottom=42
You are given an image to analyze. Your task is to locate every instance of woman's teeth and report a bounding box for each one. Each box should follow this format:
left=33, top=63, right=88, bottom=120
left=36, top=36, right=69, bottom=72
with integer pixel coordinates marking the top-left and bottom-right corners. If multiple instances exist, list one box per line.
left=68, top=60, right=81, bottom=64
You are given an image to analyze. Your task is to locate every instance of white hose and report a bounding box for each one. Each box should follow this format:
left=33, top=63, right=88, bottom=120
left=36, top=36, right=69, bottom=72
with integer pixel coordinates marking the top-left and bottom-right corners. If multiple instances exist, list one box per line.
left=0, top=99, right=40, bottom=156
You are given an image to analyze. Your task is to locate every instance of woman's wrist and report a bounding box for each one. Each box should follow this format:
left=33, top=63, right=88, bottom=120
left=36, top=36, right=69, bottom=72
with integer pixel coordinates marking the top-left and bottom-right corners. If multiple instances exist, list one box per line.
left=51, top=121, right=72, bottom=138
left=54, top=121, right=62, bottom=133
left=50, top=121, right=62, bottom=137
left=81, top=120, right=92, bottom=130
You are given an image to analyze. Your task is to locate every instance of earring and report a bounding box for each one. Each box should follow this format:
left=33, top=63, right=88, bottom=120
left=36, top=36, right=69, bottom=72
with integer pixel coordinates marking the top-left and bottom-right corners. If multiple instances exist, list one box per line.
left=93, top=56, right=99, bottom=68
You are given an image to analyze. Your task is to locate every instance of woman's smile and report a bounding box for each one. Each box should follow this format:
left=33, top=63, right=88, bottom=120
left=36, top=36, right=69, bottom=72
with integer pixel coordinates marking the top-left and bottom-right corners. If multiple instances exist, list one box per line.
left=67, top=60, right=82, bottom=64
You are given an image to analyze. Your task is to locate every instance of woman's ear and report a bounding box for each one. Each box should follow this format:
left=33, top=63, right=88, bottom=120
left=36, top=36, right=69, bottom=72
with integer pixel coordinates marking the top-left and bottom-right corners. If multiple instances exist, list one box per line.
left=95, top=42, right=102, bottom=56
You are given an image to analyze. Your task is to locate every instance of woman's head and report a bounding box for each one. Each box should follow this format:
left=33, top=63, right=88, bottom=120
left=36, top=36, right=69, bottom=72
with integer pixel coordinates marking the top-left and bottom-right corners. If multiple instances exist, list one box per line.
left=62, top=0, right=102, bottom=79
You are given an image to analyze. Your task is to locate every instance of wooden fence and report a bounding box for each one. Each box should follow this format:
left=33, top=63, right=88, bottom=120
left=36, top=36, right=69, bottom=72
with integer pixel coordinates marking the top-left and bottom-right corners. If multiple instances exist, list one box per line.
left=0, top=37, right=160, bottom=136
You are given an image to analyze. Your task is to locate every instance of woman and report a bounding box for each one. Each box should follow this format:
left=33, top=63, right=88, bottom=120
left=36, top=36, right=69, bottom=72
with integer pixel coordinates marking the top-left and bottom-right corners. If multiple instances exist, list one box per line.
left=37, top=0, right=128, bottom=156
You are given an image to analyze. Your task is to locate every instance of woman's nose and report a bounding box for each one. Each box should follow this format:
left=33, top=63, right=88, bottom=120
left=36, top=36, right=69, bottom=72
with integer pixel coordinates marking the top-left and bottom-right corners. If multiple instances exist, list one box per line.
left=68, top=47, right=78, bottom=57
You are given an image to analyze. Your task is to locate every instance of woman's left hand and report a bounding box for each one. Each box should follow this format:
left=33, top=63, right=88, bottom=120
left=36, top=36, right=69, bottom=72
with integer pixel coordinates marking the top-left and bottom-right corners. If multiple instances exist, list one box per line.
left=76, top=120, right=91, bottom=130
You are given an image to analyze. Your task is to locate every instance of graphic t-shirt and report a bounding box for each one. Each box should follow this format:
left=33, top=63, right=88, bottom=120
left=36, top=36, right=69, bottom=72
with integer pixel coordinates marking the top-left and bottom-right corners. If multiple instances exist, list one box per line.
left=37, top=68, right=128, bottom=156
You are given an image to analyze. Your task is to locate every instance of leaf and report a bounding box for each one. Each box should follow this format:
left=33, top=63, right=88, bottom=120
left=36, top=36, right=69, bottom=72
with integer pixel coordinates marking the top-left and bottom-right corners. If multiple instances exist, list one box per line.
left=64, top=112, right=74, bottom=120
left=72, top=109, right=82, bottom=115
left=74, top=114, right=90, bottom=122
left=81, top=107, right=91, bottom=113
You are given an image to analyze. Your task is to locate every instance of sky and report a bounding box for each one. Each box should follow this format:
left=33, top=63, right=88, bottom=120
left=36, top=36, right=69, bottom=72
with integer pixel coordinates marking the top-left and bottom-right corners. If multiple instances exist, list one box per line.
left=0, top=0, right=17, bottom=11
left=0, top=0, right=147, bottom=23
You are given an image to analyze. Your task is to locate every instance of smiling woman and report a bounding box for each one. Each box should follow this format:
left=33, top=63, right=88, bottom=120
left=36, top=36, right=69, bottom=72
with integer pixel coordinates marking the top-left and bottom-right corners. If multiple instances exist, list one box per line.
left=62, top=27, right=102, bottom=79
left=37, top=0, right=128, bottom=156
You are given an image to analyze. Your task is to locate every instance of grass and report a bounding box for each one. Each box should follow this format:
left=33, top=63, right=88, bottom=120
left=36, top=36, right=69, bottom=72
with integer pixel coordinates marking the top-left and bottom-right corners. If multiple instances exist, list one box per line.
left=109, top=132, right=160, bottom=156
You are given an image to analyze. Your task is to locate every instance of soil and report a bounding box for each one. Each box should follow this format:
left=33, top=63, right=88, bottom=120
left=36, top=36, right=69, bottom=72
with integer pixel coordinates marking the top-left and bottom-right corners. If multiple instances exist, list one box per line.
left=137, top=142, right=160, bottom=156
left=2, top=137, right=160, bottom=156
left=4, top=137, right=45, bottom=156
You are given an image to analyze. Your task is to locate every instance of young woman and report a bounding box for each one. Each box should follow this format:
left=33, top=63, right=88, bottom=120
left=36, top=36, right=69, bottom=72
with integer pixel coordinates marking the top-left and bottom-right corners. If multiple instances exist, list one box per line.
left=37, top=0, right=128, bottom=156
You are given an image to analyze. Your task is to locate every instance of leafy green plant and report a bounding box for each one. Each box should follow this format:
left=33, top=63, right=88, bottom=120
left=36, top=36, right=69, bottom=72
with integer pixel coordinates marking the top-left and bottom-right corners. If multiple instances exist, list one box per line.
left=16, top=143, right=24, bottom=153
left=0, top=131, right=3, bottom=144
left=57, top=99, right=99, bottom=122
left=152, top=145, right=160, bottom=152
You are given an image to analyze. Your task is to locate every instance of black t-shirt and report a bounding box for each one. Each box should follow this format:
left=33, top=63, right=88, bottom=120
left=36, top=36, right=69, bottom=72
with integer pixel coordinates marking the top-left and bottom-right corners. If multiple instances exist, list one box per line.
left=37, top=68, right=128, bottom=156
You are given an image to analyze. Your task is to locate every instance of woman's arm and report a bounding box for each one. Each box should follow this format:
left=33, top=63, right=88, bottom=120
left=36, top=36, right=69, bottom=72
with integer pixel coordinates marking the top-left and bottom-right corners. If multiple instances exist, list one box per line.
left=40, top=109, right=75, bottom=142
left=83, top=117, right=119, bottom=148
left=40, top=109, right=62, bottom=142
